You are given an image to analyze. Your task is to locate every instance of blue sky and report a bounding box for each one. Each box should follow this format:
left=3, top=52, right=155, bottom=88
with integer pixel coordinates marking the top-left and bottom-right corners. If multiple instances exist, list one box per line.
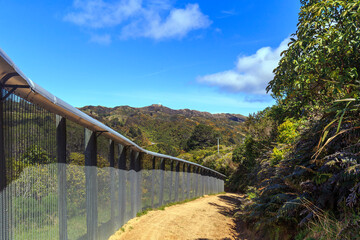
left=0, top=0, right=300, bottom=115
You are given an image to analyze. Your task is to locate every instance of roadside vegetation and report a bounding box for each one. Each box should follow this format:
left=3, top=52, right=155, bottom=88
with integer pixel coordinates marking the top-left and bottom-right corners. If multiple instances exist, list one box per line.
left=228, top=0, right=360, bottom=239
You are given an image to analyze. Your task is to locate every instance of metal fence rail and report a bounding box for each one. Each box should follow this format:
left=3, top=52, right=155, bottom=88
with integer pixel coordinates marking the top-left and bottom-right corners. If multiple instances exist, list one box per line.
left=0, top=49, right=225, bottom=240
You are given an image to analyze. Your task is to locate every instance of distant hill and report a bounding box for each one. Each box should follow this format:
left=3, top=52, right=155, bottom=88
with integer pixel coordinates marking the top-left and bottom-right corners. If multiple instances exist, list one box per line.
left=80, top=104, right=247, bottom=156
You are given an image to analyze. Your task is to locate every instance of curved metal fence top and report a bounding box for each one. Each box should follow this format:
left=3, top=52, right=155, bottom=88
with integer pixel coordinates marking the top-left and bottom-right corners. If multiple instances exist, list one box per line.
left=0, top=48, right=226, bottom=179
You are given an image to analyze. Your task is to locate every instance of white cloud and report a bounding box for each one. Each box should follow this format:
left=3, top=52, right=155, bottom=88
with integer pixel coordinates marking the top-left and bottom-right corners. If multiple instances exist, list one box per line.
left=218, top=10, right=237, bottom=18
left=197, top=38, right=289, bottom=95
left=64, top=0, right=142, bottom=28
left=121, top=4, right=211, bottom=39
left=64, top=0, right=211, bottom=40
left=90, top=34, right=112, bottom=44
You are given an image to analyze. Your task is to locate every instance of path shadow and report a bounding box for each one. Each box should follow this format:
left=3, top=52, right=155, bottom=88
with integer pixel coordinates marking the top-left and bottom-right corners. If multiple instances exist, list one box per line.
left=208, top=194, right=262, bottom=240
left=195, top=238, right=232, bottom=240
left=208, top=194, right=242, bottom=217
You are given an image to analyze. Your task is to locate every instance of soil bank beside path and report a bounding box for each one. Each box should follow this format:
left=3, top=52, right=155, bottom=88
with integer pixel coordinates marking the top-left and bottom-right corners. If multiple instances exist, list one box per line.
left=109, top=193, right=245, bottom=240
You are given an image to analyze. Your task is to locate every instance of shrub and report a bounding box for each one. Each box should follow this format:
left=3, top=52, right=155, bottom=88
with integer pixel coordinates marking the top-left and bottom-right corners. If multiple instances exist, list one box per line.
left=270, top=147, right=285, bottom=166
left=277, top=119, right=299, bottom=144
left=20, top=145, right=51, bottom=165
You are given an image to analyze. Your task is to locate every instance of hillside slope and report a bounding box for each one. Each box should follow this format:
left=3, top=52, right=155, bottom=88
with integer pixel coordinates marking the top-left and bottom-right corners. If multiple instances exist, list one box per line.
left=80, top=104, right=246, bottom=156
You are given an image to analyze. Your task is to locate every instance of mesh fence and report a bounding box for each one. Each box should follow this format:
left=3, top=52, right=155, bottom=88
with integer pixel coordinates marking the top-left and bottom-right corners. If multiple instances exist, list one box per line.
left=0, top=89, right=225, bottom=240
left=1, top=89, right=58, bottom=240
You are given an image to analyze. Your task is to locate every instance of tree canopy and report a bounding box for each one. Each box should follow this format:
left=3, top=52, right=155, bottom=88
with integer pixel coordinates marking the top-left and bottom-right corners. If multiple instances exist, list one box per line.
left=267, top=0, right=360, bottom=116
left=186, top=124, right=217, bottom=150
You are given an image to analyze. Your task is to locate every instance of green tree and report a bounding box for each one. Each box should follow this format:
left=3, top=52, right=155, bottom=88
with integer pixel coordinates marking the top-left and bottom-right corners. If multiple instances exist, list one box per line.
left=229, top=136, right=259, bottom=192
left=186, top=124, right=217, bottom=150
left=232, top=136, right=258, bottom=168
left=267, top=0, right=360, bottom=116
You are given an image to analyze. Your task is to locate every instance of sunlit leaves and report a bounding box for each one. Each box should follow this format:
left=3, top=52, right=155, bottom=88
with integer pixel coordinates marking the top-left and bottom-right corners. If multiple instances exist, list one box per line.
left=268, top=0, right=360, bottom=117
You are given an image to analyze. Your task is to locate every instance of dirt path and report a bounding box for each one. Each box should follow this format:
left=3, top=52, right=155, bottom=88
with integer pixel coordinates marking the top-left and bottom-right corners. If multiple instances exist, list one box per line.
left=109, top=193, right=245, bottom=240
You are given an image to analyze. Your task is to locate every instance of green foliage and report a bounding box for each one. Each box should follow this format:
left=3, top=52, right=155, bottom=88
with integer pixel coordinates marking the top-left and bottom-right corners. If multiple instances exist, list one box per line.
left=20, top=145, right=51, bottom=165
left=245, top=106, right=280, bottom=144
left=12, top=164, right=58, bottom=200
left=202, top=152, right=233, bottom=176
left=270, top=119, right=299, bottom=166
left=228, top=106, right=285, bottom=193
left=277, top=120, right=299, bottom=145
left=268, top=0, right=360, bottom=117
left=246, top=186, right=259, bottom=200
left=227, top=1, right=360, bottom=239
left=10, top=158, right=31, bottom=181
left=232, top=136, right=258, bottom=167
left=146, top=143, right=179, bottom=156
left=136, top=208, right=150, bottom=217
left=270, top=147, right=285, bottom=166
left=300, top=208, right=360, bottom=240
left=12, top=193, right=58, bottom=229
left=81, top=105, right=246, bottom=155
left=178, top=145, right=235, bottom=176
left=186, top=124, right=217, bottom=150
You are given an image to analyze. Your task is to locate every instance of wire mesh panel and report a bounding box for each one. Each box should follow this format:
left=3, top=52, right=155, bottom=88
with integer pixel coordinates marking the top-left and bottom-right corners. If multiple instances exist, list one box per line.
left=0, top=87, right=225, bottom=240
left=181, top=164, right=186, bottom=201
left=168, top=161, right=175, bottom=202
left=135, top=153, right=143, bottom=215
left=188, top=166, right=192, bottom=199
left=66, top=121, right=87, bottom=240
left=201, top=171, right=205, bottom=196
left=125, top=149, right=132, bottom=224
left=111, top=143, right=120, bottom=231
left=163, top=160, right=171, bottom=204
left=2, top=90, right=58, bottom=240
left=117, top=144, right=127, bottom=228
left=141, top=154, right=152, bottom=210
left=177, top=164, right=183, bottom=202
left=153, top=158, right=161, bottom=208
left=129, top=151, right=137, bottom=219
left=205, top=175, right=209, bottom=195
left=189, top=167, right=194, bottom=199
left=97, top=135, right=112, bottom=240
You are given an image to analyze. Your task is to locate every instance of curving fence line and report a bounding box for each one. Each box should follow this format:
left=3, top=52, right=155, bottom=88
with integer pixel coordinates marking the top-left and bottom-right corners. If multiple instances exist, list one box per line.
left=0, top=49, right=225, bottom=240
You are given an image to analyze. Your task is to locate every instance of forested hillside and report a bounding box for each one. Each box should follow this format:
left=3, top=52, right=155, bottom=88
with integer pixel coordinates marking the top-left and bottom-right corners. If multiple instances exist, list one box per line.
left=80, top=104, right=246, bottom=155
left=80, top=104, right=246, bottom=176
left=228, top=1, right=360, bottom=239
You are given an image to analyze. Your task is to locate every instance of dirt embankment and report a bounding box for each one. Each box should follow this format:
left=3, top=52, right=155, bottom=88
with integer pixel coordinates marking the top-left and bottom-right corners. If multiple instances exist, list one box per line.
left=109, top=193, right=246, bottom=240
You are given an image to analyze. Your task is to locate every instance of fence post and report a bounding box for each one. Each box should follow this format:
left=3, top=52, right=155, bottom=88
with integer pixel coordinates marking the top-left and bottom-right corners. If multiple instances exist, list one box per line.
left=0, top=88, right=9, bottom=240
left=159, top=158, right=165, bottom=206
left=118, top=145, right=127, bottom=227
left=174, top=161, right=180, bottom=202
left=56, top=115, right=68, bottom=240
left=109, top=140, right=116, bottom=232
left=85, top=128, right=98, bottom=240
